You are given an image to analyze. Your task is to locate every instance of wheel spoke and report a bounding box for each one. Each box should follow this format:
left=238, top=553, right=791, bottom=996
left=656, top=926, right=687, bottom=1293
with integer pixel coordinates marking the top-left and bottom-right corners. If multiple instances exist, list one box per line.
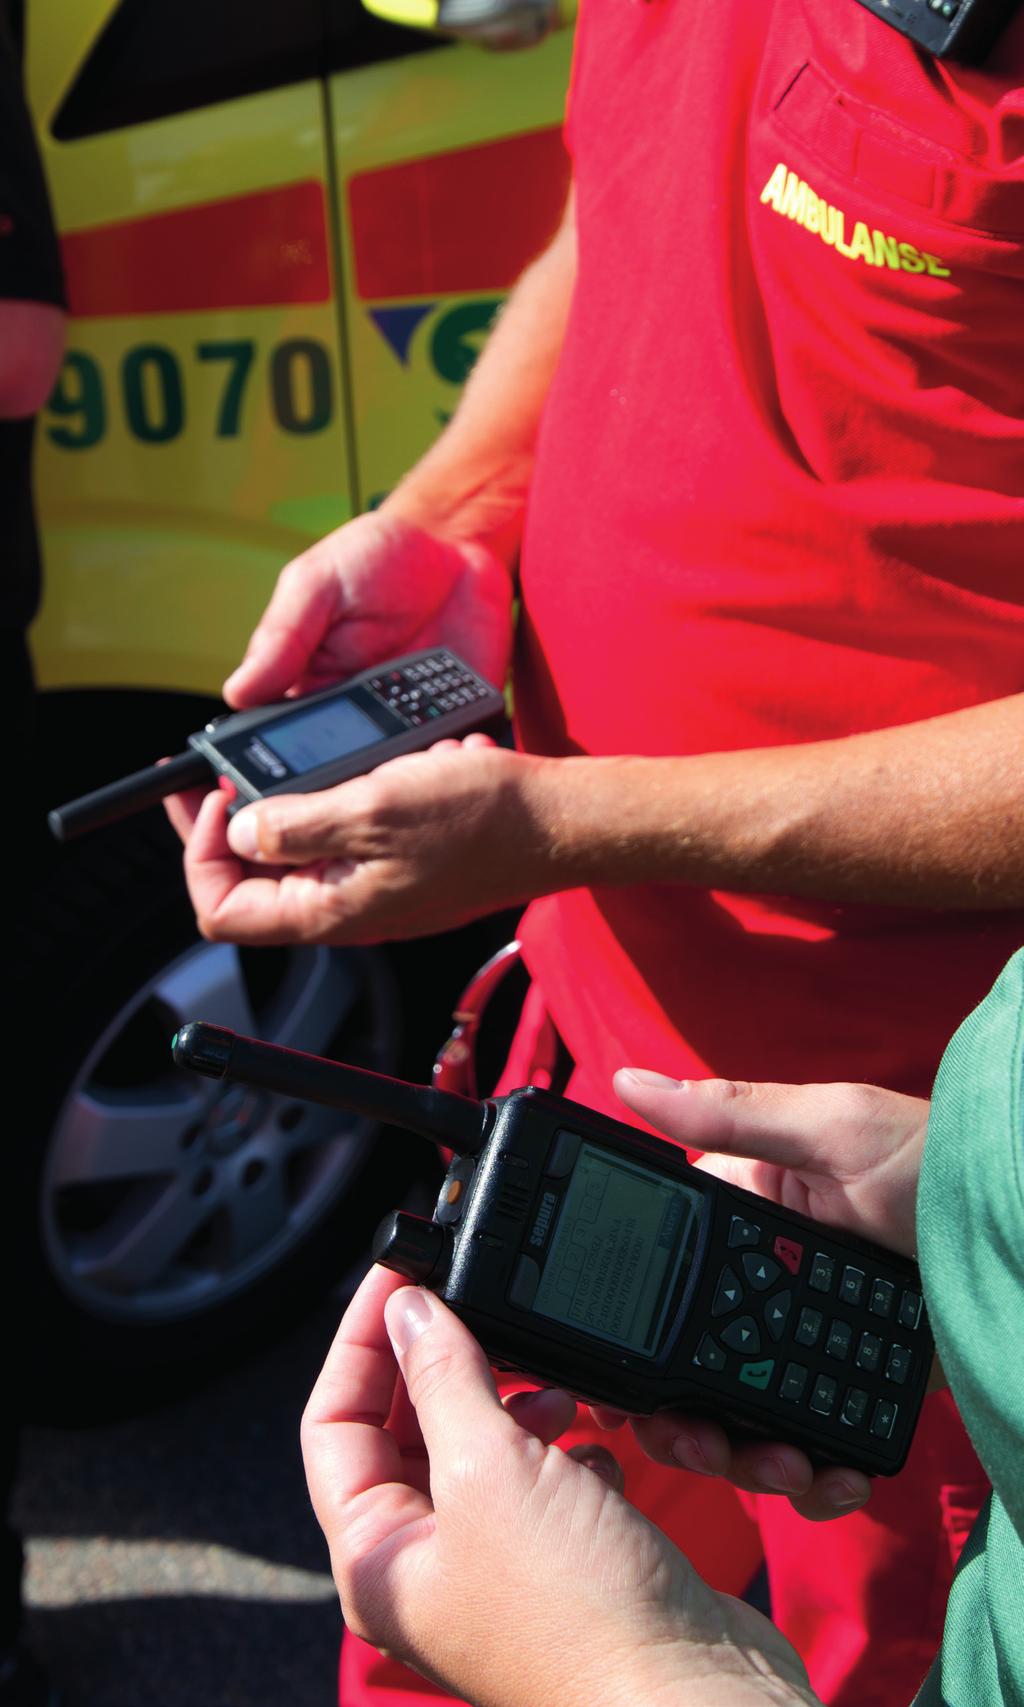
left=152, top=942, right=259, bottom=1038
left=274, top=949, right=362, bottom=1056
left=71, top=1176, right=215, bottom=1293
left=224, top=1160, right=291, bottom=1264
left=50, top=1085, right=207, bottom=1187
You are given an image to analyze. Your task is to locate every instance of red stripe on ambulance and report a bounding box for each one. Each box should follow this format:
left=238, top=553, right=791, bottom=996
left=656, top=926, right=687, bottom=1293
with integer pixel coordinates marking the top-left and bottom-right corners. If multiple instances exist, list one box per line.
left=61, top=181, right=332, bottom=318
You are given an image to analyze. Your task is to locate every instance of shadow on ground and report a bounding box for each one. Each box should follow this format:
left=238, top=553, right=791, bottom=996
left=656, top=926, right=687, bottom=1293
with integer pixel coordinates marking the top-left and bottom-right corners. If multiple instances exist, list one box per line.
left=15, top=1287, right=351, bottom=1707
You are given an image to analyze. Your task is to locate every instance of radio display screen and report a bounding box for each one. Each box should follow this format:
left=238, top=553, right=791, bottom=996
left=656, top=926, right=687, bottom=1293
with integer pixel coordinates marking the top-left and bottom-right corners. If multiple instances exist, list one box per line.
left=260, top=697, right=386, bottom=775
left=532, top=1144, right=701, bottom=1356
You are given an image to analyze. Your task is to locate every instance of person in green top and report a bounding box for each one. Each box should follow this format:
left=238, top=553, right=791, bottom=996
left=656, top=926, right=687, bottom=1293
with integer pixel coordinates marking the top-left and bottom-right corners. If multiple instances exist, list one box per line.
left=300, top=952, right=1024, bottom=1707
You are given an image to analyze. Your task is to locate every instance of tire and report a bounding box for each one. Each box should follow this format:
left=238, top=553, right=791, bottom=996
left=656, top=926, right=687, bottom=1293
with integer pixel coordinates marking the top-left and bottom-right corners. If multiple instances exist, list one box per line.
left=20, top=806, right=511, bottom=1421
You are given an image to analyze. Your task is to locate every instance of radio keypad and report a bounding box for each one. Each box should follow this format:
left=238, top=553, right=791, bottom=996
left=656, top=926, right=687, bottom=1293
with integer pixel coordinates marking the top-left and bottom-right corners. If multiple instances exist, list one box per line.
left=692, top=1208, right=928, bottom=1461
left=369, top=653, right=494, bottom=727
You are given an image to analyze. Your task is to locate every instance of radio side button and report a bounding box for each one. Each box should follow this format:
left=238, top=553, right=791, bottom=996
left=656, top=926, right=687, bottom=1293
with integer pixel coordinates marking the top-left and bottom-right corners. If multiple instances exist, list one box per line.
left=508, top=1256, right=541, bottom=1311
left=545, top=1130, right=582, bottom=1179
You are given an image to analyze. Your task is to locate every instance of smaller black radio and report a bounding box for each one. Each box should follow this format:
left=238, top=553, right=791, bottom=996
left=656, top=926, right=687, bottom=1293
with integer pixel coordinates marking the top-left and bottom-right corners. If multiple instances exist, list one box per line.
left=48, top=648, right=505, bottom=842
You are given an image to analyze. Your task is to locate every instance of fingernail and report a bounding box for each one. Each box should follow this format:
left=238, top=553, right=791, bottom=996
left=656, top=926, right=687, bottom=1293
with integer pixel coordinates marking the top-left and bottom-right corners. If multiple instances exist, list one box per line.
left=671, top=1432, right=713, bottom=1474
left=619, top=1069, right=685, bottom=1090
left=227, top=811, right=259, bottom=859
left=385, top=1288, right=434, bottom=1357
left=828, top=1478, right=868, bottom=1511
left=223, top=662, right=250, bottom=694
left=753, top=1455, right=797, bottom=1494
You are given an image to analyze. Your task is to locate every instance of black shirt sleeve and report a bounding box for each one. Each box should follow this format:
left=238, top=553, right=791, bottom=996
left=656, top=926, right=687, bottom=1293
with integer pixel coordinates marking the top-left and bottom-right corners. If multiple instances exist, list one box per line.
left=0, top=5, right=66, bottom=308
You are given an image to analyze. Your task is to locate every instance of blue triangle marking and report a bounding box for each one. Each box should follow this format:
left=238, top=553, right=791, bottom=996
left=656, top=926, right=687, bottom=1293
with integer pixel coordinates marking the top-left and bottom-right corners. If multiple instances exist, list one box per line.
left=368, top=304, right=436, bottom=365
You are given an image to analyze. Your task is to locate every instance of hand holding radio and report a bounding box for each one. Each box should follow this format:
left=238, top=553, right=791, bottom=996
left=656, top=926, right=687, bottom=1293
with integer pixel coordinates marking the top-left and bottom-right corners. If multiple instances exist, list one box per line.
left=302, top=1263, right=819, bottom=1707
left=168, top=736, right=562, bottom=947
left=223, top=510, right=514, bottom=710
left=601, top=1072, right=936, bottom=1521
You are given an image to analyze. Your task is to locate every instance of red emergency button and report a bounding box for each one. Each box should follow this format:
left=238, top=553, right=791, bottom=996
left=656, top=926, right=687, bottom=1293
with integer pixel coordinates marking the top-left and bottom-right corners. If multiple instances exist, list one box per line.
left=773, top=1236, right=803, bottom=1276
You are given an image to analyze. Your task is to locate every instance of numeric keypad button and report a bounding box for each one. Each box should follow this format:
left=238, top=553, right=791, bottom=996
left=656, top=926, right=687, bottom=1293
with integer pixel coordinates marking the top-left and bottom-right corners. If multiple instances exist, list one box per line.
left=871, top=1399, right=898, bottom=1440
left=869, top=1278, right=895, bottom=1319
left=779, top=1362, right=808, bottom=1403
left=838, top=1266, right=865, bottom=1307
left=825, top=1319, right=853, bottom=1361
left=840, top=1387, right=869, bottom=1428
left=809, top=1374, right=838, bottom=1417
left=855, top=1331, right=883, bottom=1374
left=898, top=1289, right=923, bottom=1330
left=794, top=1306, right=823, bottom=1348
left=808, top=1252, right=836, bottom=1293
left=885, top=1344, right=912, bottom=1386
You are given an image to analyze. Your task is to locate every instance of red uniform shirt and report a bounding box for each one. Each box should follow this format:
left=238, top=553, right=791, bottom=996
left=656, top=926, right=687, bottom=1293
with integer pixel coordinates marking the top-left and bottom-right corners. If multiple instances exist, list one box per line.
left=516, top=0, right=1024, bottom=1106
left=341, top=14, right=1024, bottom=1707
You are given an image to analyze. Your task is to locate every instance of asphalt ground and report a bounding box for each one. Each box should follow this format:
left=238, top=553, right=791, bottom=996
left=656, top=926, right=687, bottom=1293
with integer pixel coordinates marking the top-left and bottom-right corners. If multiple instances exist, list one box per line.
left=15, top=1281, right=354, bottom=1707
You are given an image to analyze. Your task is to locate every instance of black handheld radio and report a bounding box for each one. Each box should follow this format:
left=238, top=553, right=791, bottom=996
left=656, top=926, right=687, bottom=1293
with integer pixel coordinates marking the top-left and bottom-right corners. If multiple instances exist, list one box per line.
left=48, top=649, right=505, bottom=842
left=854, top=0, right=1018, bottom=60
left=173, top=1021, right=933, bottom=1477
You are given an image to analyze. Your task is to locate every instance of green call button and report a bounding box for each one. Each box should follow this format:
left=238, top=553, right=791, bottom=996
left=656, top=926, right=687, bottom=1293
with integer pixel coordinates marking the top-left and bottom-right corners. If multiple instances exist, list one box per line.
left=738, top=1359, right=775, bottom=1391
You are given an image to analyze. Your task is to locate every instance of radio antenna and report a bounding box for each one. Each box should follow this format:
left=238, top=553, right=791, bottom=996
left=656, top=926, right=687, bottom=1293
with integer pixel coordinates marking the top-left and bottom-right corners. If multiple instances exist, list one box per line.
left=172, top=1021, right=491, bottom=1156
left=49, top=750, right=210, bottom=841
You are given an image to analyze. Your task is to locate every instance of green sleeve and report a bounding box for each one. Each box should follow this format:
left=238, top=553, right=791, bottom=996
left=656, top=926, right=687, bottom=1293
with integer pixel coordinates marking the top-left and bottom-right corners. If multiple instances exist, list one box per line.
left=912, top=949, right=1024, bottom=1707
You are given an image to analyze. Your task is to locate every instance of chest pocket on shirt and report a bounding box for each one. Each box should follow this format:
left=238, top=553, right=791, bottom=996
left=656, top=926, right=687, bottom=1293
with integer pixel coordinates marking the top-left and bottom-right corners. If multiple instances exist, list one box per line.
left=745, top=9, right=1024, bottom=505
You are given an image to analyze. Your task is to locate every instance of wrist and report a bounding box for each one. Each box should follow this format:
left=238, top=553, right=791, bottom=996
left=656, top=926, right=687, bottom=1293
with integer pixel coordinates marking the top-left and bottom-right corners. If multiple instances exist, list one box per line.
left=381, top=451, right=530, bottom=573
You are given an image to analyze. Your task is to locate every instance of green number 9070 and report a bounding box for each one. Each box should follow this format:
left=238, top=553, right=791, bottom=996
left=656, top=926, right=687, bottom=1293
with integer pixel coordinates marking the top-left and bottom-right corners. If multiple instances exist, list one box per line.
left=45, top=337, right=334, bottom=450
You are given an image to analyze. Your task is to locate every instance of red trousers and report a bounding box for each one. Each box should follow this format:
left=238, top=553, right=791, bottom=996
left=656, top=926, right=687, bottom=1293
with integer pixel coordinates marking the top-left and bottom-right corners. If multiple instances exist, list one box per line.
left=339, top=988, right=987, bottom=1707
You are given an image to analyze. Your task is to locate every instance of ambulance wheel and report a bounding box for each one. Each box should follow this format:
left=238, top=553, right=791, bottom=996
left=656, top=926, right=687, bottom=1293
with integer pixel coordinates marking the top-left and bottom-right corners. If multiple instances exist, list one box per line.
left=18, top=809, right=490, bottom=1421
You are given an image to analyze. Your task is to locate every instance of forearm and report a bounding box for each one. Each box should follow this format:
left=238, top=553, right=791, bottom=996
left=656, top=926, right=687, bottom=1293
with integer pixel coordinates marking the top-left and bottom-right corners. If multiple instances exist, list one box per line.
left=518, top=692, right=1024, bottom=909
left=381, top=191, right=576, bottom=568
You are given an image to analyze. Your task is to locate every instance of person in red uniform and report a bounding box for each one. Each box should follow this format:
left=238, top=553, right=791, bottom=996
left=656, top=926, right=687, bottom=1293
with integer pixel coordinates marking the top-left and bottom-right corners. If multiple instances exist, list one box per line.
left=168, top=3, right=1024, bottom=1703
